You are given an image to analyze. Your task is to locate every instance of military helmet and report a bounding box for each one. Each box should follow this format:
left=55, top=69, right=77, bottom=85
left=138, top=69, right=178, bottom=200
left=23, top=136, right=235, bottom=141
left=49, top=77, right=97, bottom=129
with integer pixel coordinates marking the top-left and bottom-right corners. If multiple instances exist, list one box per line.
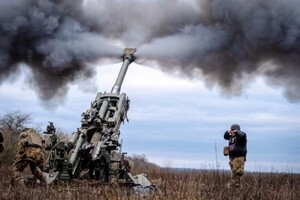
left=230, top=124, right=240, bottom=131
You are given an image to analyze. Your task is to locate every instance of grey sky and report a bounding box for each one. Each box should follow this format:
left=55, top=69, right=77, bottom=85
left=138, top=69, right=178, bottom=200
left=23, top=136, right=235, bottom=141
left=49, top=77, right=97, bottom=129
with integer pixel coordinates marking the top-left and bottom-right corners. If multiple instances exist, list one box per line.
left=0, top=0, right=300, bottom=173
left=0, top=62, right=299, bottom=173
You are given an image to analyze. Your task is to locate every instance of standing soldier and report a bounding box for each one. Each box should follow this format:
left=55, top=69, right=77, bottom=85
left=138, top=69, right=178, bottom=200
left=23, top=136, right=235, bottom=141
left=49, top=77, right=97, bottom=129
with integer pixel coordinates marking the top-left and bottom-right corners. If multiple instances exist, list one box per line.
left=224, top=124, right=247, bottom=188
left=12, top=128, right=46, bottom=186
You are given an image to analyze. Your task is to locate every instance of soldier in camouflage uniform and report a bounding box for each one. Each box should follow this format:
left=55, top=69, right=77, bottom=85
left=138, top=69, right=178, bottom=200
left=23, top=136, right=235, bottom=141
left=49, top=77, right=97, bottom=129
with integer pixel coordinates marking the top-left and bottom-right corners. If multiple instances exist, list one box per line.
left=12, top=128, right=46, bottom=186
left=224, top=124, right=247, bottom=188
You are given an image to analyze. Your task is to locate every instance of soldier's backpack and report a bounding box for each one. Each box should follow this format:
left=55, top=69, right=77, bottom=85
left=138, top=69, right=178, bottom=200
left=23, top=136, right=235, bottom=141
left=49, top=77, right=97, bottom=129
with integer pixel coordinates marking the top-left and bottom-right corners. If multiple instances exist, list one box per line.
left=19, top=129, right=45, bottom=162
left=19, top=128, right=43, bottom=148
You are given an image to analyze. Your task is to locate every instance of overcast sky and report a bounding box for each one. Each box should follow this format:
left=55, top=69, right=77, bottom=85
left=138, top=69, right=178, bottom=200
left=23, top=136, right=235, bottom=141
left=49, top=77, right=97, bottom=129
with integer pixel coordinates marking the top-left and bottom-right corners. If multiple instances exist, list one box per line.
left=0, top=62, right=299, bottom=173
left=1, top=0, right=300, bottom=173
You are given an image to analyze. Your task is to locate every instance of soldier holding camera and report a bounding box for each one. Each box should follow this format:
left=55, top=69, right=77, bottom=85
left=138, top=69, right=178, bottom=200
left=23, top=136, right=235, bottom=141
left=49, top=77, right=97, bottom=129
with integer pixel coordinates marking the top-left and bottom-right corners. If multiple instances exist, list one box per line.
left=224, top=124, right=247, bottom=188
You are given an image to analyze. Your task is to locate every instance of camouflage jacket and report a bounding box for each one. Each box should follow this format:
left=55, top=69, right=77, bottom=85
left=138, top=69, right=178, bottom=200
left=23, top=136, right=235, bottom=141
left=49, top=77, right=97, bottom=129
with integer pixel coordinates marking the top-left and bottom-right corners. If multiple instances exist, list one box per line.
left=15, top=128, right=45, bottom=162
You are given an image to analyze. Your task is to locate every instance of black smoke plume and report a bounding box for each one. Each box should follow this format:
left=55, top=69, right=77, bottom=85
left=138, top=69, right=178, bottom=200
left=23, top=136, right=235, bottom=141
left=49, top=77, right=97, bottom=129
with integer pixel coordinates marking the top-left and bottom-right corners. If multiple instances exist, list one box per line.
left=1, top=0, right=300, bottom=102
left=0, top=0, right=120, bottom=101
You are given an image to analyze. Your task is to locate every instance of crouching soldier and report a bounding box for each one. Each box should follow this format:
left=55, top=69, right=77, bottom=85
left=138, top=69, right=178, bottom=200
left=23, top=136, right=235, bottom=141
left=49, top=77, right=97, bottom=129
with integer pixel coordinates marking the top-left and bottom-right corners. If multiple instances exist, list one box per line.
left=12, top=128, right=46, bottom=186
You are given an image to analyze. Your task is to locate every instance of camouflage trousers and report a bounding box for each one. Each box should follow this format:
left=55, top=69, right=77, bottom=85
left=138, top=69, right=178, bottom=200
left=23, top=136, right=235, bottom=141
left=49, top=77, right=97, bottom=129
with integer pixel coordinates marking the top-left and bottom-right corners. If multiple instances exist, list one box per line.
left=13, top=146, right=45, bottom=186
left=229, top=156, right=245, bottom=188
left=13, top=160, right=44, bottom=185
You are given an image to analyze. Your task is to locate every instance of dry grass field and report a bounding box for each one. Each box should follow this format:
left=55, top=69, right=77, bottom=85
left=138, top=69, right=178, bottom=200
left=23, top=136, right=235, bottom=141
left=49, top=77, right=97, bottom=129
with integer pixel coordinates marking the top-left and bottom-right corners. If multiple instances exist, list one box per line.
left=1, top=165, right=299, bottom=200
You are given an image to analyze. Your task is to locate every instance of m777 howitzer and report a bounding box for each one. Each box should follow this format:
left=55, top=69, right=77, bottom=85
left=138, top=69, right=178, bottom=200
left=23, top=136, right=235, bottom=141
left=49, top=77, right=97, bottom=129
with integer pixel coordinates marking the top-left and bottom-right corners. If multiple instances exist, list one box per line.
left=44, top=48, right=156, bottom=192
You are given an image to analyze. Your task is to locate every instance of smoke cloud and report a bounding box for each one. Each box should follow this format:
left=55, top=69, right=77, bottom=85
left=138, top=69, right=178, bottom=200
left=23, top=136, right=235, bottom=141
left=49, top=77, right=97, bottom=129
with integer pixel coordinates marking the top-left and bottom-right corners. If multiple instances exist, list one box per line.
left=1, top=0, right=300, bottom=102
left=136, top=0, right=300, bottom=101
left=0, top=0, right=121, bottom=101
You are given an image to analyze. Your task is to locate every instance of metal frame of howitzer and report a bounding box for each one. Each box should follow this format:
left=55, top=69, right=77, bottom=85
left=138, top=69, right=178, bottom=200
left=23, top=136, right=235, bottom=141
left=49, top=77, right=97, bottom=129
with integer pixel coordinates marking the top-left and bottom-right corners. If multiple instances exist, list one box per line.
left=43, top=48, right=156, bottom=190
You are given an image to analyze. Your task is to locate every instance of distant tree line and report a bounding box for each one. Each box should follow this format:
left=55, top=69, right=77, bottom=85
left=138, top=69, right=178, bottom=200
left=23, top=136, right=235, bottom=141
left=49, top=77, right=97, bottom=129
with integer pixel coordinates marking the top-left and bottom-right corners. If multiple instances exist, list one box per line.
left=0, top=111, right=33, bottom=165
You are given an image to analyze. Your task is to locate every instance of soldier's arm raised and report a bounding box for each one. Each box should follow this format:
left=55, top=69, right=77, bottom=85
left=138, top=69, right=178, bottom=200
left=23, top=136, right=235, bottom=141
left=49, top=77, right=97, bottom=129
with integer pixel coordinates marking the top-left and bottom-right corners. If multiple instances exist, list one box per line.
left=224, top=130, right=231, bottom=140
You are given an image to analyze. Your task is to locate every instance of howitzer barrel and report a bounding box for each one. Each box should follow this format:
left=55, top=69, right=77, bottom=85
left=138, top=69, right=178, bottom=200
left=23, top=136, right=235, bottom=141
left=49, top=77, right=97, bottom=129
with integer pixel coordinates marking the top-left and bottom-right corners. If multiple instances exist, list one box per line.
left=111, top=48, right=136, bottom=94
left=69, top=132, right=85, bottom=166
